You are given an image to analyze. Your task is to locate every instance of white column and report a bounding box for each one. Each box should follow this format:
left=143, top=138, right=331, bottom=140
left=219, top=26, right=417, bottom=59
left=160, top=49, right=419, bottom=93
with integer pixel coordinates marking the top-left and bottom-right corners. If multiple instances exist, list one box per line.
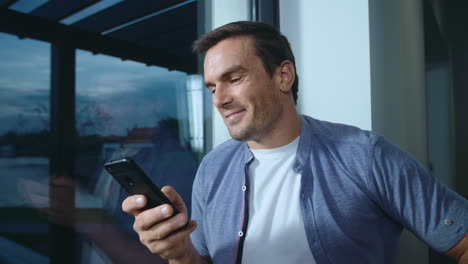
left=280, top=0, right=372, bottom=130
left=209, top=0, right=250, bottom=147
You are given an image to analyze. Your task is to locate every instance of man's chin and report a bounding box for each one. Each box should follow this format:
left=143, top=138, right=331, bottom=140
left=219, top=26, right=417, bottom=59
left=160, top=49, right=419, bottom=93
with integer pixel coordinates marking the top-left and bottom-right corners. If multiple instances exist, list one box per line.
left=228, top=127, right=253, bottom=142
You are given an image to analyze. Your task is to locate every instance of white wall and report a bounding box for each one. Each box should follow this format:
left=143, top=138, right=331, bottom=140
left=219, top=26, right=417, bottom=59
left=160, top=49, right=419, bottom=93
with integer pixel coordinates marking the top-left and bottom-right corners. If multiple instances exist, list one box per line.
left=210, top=0, right=250, bottom=147
left=280, top=0, right=372, bottom=130
left=210, top=0, right=373, bottom=146
left=280, top=0, right=429, bottom=263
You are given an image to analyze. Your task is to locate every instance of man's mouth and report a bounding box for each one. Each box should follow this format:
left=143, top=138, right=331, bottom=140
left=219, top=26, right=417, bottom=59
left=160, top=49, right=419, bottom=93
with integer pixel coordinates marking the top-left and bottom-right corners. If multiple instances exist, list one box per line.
left=224, top=109, right=246, bottom=123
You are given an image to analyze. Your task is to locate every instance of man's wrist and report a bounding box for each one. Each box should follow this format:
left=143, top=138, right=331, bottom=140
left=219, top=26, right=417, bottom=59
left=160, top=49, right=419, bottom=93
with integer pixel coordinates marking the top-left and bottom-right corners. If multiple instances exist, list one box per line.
left=169, top=242, right=207, bottom=264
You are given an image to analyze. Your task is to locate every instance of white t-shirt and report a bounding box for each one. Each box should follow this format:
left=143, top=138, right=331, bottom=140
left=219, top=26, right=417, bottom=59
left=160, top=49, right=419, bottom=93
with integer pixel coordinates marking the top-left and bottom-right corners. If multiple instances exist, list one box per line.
left=242, top=137, right=316, bottom=263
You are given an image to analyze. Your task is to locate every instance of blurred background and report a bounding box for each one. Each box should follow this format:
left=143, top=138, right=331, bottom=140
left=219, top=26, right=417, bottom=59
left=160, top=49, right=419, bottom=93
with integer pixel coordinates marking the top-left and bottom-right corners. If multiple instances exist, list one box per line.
left=0, top=0, right=466, bottom=263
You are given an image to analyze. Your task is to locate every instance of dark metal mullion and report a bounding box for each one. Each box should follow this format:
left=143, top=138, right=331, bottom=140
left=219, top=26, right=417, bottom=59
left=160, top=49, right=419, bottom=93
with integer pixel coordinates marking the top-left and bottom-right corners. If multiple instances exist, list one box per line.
left=0, top=0, right=17, bottom=8
left=49, top=39, right=77, bottom=264
left=250, top=0, right=280, bottom=29
left=197, top=0, right=213, bottom=154
left=250, top=0, right=258, bottom=21
left=0, top=9, right=193, bottom=73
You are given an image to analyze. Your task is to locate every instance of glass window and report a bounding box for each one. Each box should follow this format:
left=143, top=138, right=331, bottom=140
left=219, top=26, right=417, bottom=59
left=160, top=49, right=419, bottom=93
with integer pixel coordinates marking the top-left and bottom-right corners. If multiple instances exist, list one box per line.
left=0, top=32, right=51, bottom=262
left=0, top=33, right=206, bottom=264
left=72, top=50, right=204, bottom=263
left=0, top=2, right=206, bottom=261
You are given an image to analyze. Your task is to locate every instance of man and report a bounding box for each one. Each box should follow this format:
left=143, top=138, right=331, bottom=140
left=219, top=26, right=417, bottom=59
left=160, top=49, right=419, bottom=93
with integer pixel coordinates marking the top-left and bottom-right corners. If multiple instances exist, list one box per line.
left=123, top=21, right=468, bottom=263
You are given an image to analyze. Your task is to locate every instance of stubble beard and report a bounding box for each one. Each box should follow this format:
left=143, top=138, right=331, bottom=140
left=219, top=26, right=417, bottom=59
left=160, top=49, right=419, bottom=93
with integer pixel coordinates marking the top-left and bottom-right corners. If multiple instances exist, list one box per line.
left=227, top=119, right=255, bottom=142
left=219, top=102, right=255, bottom=141
left=226, top=101, right=282, bottom=143
left=225, top=111, right=255, bottom=141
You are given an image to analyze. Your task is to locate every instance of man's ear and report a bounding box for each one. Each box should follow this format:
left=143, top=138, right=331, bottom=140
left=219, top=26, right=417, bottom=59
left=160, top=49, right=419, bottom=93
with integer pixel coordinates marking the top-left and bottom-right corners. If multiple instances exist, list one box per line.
left=277, top=60, right=295, bottom=93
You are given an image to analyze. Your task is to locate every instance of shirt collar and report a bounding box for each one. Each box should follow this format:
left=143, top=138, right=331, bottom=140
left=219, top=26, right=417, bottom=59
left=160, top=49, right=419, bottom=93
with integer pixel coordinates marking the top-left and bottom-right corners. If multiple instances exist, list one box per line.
left=294, top=115, right=314, bottom=173
left=242, top=141, right=254, bottom=164
left=240, top=115, right=315, bottom=172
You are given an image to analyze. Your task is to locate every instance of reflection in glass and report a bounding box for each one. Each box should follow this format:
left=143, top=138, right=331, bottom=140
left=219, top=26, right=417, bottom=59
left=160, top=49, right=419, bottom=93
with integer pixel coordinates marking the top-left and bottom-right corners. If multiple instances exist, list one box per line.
left=72, top=50, right=203, bottom=263
left=0, top=32, right=206, bottom=263
left=0, top=32, right=51, bottom=262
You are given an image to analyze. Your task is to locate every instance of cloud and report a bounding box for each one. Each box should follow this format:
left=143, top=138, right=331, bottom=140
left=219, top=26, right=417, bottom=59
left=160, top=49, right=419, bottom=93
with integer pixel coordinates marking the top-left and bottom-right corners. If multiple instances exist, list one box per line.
left=0, top=79, right=49, bottom=93
left=0, top=33, right=196, bottom=136
left=75, top=53, right=188, bottom=99
left=0, top=54, right=50, bottom=69
left=0, top=35, right=50, bottom=96
left=0, top=105, right=23, bottom=117
left=0, top=84, right=49, bottom=134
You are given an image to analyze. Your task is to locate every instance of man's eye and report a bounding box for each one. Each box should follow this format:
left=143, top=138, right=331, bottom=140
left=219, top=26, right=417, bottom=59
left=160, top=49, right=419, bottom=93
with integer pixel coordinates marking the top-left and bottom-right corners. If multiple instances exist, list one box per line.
left=230, top=77, right=241, bottom=84
left=206, top=86, right=215, bottom=94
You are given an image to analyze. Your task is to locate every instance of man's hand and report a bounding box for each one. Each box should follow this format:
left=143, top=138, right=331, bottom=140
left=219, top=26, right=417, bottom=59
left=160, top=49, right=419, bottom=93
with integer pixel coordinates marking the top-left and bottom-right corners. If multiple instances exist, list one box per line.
left=122, top=186, right=201, bottom=262
left=445, top=236, right=468, bottom=264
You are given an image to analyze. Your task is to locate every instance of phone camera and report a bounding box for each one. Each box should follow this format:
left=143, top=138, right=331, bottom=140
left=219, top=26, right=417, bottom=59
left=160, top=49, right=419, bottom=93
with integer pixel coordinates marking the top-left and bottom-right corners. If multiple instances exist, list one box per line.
left=125, top=176, right=135, bottom=188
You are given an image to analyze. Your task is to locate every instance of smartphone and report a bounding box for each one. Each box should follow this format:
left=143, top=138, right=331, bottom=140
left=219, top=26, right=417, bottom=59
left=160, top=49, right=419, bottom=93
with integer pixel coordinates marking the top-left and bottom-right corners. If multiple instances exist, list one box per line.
left=104, top=157, right=180, bottom=215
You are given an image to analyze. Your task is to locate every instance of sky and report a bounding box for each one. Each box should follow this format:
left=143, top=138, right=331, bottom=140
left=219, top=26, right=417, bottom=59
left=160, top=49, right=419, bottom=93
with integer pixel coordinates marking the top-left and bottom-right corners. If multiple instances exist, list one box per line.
left=1, top=0, right=205, bottom=137
left=0, top=32, right=194, bottom=136
left=0, top=33, right=50, bottom=135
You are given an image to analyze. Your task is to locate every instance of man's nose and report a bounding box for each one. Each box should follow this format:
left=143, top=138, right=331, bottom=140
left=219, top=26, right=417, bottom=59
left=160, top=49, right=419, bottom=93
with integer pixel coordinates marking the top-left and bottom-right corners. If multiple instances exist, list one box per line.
left=213, top=85, right=232, bottom=109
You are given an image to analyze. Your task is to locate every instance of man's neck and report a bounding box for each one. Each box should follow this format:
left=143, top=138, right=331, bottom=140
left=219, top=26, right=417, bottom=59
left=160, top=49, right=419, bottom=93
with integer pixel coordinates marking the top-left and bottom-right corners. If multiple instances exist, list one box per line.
left=247, top=112, right=301, bottom=150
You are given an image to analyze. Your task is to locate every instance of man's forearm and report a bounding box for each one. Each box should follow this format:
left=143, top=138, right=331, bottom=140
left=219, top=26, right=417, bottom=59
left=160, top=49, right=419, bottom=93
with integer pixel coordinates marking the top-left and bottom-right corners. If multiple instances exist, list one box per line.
left=444, top=236, right=468, bottom=264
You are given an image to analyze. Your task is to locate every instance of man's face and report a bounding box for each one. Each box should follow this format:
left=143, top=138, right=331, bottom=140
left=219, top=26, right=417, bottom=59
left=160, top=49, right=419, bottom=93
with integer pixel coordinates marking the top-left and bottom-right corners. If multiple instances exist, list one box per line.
left=204, top=36, right=283, bottom=142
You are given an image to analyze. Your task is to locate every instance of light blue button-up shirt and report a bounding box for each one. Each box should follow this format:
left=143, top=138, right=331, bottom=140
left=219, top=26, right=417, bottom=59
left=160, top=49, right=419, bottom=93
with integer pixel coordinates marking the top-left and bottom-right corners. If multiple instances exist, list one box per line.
left=190, top=115, right=467, bottom=264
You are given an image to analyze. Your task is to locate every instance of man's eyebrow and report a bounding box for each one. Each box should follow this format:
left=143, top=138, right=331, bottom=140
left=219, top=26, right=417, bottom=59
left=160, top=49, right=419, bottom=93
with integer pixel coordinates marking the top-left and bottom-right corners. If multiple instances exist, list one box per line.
left=221, top=65, right=248, bottom=77
left=205, top=81, right=214, bottom=88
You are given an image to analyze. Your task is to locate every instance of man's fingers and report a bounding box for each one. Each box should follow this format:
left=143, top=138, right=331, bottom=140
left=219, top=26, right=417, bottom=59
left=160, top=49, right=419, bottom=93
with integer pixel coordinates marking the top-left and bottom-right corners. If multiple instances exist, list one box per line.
left=135, top=203, right=187, bottom=232
left=145, top=220, right=198, bottom=257
left=122, top=195, right=147, bottom=216
left=140, top=212, right=188, bottom=239
left=161, top=186, right=187, bottom=214
left=122, top=186, right=193, bottom=260
left=163, top=220, right=197, bottom=244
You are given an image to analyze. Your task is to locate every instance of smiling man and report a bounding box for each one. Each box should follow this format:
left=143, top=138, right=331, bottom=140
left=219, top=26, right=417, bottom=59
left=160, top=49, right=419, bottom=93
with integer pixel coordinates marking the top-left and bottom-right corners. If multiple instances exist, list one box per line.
left=122, top=21, right=468, bottom=264
left=204, top=34, right=300, bottom=149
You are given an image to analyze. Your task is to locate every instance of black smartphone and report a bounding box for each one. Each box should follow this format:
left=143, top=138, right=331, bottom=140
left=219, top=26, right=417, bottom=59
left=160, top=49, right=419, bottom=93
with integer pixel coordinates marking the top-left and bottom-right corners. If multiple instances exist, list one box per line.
left=104, top=157, right=180, bottom=215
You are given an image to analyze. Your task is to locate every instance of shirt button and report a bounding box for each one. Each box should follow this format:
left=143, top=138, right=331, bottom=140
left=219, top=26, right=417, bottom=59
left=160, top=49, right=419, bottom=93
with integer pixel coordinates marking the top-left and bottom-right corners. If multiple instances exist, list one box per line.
left=238, top=231, right=244, bottom=237
left=444, top=219, right=453, bottom=225
left=242, top=186, right=247, bottom=191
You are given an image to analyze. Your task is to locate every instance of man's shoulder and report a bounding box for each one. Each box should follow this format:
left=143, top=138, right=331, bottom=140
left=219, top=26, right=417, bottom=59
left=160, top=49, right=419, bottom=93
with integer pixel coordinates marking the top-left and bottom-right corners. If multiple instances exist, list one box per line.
left=301, top=115, right=386, bottom=180
left=302, top=115, right=419, bottom=181
left=304, top=116, right=409, bottom=163
left=302, top=115, right=381, bottom=146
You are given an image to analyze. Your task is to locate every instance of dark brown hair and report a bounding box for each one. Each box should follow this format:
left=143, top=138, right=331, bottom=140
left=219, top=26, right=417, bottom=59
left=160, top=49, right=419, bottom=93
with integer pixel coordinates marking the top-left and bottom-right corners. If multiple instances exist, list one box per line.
left=193, top=21, right=299, bottom=104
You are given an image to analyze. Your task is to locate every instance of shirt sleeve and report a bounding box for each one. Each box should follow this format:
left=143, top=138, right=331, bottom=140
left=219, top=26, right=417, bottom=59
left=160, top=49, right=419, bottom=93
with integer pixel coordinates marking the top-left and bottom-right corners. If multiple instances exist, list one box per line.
left=190, top=162, right=210, bottom=257
left=368, top=136, right=468, bottom=252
